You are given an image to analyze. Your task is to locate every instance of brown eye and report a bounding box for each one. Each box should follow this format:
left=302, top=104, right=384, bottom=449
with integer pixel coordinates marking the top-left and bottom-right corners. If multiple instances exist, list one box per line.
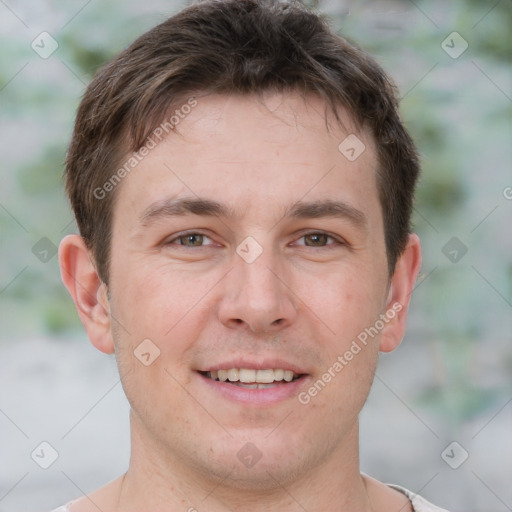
left=303, top=233, right=330, bottom=246
left=175, top=234, right=205, bottom=246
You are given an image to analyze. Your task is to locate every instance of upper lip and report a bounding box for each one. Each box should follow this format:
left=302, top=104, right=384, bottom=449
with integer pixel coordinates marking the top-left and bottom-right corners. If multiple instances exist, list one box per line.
left=197, top=359, right=309, bottom=375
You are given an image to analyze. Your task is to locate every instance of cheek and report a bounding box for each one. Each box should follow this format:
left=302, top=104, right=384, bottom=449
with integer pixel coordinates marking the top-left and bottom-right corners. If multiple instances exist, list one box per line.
left=112, top=260, right=210, bottom=336
left=108, top=264, right=208, bottom=399
left=310, top=271, right=385, bottom=347
left=111, top=270, right=201, bottom=424
left=301, top=270, right=384, bottom=406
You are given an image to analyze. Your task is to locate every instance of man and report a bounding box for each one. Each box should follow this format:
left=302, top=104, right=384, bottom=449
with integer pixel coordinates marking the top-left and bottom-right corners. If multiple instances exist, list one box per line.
left=56, top=0, right=449, bottom=510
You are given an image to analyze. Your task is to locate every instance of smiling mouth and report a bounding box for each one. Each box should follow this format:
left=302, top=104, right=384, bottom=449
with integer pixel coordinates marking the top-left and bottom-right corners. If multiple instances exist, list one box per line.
left=199, top=368, right=304, bottom=389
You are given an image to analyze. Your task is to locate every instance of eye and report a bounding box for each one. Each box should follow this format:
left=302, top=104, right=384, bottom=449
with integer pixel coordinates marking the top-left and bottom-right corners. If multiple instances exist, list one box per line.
left=296, top=232, right=338, bottom=247
left=167, top=232, right=215, bottom=247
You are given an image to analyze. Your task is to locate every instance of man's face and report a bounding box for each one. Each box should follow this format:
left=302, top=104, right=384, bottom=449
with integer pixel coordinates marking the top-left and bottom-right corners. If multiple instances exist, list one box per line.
left=107, top=92, right=391, bottom=486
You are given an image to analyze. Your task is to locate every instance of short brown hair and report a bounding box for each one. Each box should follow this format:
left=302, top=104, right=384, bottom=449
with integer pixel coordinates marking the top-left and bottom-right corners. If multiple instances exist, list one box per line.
left=65, top=0, right=420, bottom=283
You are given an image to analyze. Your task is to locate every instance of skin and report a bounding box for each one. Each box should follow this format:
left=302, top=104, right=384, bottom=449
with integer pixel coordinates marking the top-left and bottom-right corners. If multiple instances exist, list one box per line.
left=59, top=91, right=421, bottom=512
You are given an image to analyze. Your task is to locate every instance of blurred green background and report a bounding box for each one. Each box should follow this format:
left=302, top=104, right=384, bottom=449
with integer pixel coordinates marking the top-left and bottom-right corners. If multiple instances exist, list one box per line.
left=0, top=0, right=511, bottom=511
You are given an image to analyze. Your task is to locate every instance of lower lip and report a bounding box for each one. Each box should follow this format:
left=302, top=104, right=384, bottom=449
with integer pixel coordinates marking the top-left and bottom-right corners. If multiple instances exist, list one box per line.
left=198, top=373, right=308, bottom=405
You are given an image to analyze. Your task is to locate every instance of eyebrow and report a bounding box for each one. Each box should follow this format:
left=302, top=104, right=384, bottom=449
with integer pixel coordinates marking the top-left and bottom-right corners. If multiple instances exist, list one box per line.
left=139, top=197, right=367, bottom=230
left=140, top=197, right=230, bottom=226
left=286, top=199, right=368, bottom=230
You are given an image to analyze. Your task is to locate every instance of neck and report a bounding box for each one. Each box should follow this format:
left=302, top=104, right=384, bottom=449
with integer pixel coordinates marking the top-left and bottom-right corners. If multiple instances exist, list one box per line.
left=116, top=412, right=374, bottom=512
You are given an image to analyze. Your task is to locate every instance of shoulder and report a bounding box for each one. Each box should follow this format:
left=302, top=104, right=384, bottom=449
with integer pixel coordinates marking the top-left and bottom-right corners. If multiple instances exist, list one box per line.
left=48, top=505, right=73, bottom=512
left=49, top=475, right=124, bottom=512
left=388, top=484, right=451, bottom=512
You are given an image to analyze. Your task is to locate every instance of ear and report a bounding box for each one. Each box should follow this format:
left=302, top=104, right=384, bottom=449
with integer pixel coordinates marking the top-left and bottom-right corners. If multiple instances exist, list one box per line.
left=58, top=234, right=114, bottom=354
left=379, top=233, right=422, bottom=353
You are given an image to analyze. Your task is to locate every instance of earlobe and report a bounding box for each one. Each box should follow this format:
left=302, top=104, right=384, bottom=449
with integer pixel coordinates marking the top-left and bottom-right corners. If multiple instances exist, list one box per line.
left=58, top=234, right=115, bottom=354
left=379, top=233, right=422, bottom=353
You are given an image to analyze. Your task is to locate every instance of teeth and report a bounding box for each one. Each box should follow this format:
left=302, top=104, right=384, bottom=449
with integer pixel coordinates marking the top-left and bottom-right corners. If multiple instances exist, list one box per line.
left=273, top=369, right=284, bottom=381
left=239, top=368, right=256, bottom=383
left=256, top=369, right=274, bottom=383
left=234, top=382, right=258, bottom=389
left=231, top=382, right=276, bottom=389
left=227, top=368, right=239, bottom=382
left=205, top=368, right=300, bottom=384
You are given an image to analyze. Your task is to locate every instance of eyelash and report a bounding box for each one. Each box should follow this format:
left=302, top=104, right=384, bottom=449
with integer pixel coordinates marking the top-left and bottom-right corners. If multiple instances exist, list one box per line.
left=166, top=232, right=216, bottom=247
left=165, top=231, right=344, bottom=248
left=293, top=232, right=341, bottom=247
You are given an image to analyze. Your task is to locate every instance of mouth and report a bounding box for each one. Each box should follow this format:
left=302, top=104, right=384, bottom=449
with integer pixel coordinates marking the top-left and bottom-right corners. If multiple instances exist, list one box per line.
left=198, top=368, right=305, bottom=389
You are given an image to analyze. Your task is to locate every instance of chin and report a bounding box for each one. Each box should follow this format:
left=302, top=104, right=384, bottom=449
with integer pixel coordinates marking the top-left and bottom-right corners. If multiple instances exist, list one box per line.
left=187, top=430, right=325, bottom=491
left=207, top=455, right=310, bottom=492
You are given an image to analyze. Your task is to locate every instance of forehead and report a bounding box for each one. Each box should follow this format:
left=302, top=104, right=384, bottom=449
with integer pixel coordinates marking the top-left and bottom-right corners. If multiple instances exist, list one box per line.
left=168, top=92, right=370, bottom=160
left=113, top=92, right=380, bottom=225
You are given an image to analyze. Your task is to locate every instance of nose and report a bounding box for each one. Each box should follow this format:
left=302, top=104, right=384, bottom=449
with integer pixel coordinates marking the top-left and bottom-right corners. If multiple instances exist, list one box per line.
left=217, top=247, right=298, bottom=334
